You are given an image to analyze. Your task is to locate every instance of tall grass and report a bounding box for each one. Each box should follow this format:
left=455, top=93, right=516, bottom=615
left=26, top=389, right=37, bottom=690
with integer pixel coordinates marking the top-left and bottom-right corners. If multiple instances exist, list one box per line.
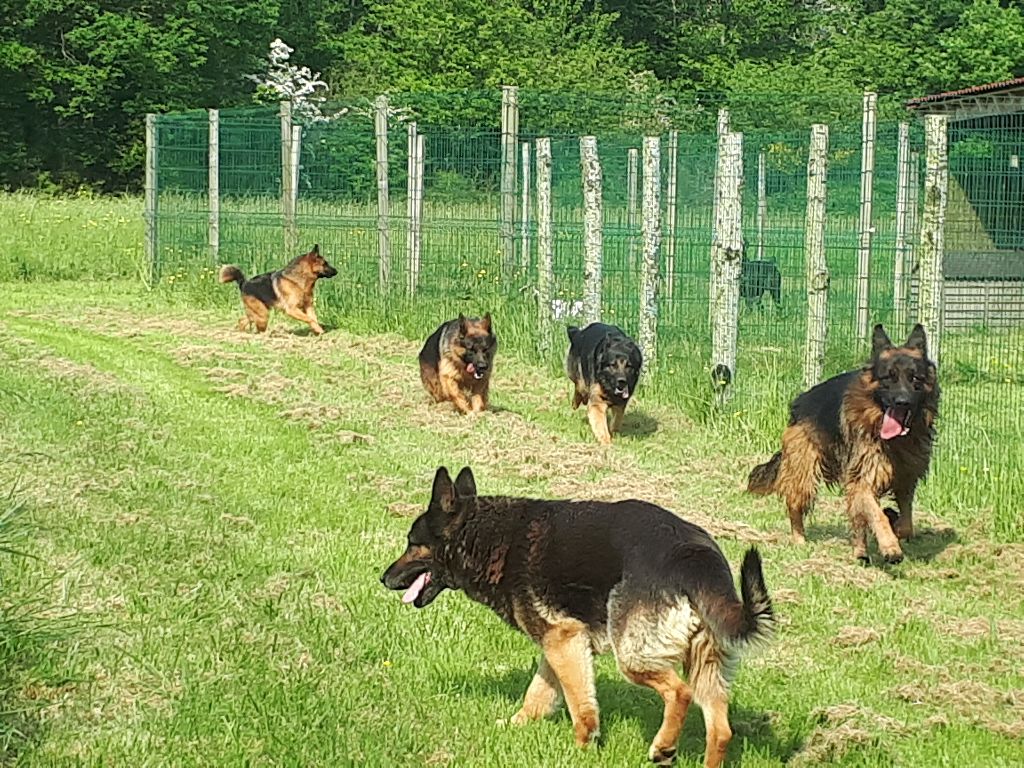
left=0, top=192, right=145, bottom=282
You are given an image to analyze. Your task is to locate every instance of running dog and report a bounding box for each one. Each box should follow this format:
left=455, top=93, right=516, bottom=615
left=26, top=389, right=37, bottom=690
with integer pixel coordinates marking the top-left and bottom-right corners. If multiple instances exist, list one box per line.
left=219, top=244, right=337, bottom=334
left=419, top=315, right=497, bottom=414
left=566, top=323, right=643, bottom=445
left=748, top=324, right=939, bottom=564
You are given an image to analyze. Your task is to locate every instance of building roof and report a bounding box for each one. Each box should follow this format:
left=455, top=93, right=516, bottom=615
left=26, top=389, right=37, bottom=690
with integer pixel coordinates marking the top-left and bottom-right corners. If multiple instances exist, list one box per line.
left=906, top=77, right=1024, bottom=109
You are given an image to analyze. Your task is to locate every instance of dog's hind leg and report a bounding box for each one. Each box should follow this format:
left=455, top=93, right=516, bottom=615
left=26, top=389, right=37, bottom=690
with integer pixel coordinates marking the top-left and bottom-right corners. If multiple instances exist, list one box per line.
left=620, top=666, right=692, bottom=766
left=776, top=425, right=821, bottom=544
left=688, top=646, right=733, bottom=768
left=507, top=655, right=563, bottom=726
left=541, top=622, right=599, bottom=747
left=242, top=297, right=269, bottom=333
left=699, top=690, right=732, bottom=768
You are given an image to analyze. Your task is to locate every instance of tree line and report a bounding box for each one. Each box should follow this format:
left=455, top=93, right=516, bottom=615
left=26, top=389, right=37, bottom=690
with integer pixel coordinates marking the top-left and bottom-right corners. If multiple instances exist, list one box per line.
left=2, top=0, right=1021, bottom=191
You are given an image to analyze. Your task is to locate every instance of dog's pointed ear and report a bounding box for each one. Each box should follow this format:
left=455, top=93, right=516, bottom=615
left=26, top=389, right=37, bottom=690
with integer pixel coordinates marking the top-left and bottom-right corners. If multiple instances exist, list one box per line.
left=906, top=324, right=928, bottom=356
left=481, top=313, right=492, bottom=332
left=871, top=324, right=893, bottom=358
left=458, top=314, right=468, bottom=333
left=454, top=466, right=477, bottom=499
left=431, top=467, right=456, bottom=514
left=311, top=244, right=320, bottom=255
left=631, top=344, right=643, bottom=371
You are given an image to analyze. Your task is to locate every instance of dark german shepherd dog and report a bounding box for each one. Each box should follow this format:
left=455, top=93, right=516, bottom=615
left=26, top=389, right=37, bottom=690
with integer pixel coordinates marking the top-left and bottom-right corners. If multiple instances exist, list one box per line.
left=219, top=244, right=337, bottom=334
left=740, top=257, right=782, bottom=307
left=566, top=323, right=643, bottom=445
left=419, top=315, right=497, bottom=414
left=748, top=324, right=939, bottom=564
left=382, top=467, right=774, bottom=767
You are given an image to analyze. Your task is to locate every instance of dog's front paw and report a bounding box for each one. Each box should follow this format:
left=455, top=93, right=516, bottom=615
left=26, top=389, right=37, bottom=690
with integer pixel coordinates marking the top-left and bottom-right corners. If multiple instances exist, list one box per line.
left=882, top=549, right=904, bottom=565
left=496, top=710, right=529, bottom=728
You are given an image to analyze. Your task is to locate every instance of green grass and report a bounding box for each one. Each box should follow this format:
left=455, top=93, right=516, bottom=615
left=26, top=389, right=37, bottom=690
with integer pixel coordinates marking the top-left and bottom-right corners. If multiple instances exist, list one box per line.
left=1, top=281, right=1023, bottom=765
left=2, top=190, right=1022, bottom=538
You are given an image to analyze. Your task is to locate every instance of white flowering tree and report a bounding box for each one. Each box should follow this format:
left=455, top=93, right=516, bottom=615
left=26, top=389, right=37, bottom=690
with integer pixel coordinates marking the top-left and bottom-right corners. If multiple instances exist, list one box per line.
left=246, top=38, right=346, bottom=123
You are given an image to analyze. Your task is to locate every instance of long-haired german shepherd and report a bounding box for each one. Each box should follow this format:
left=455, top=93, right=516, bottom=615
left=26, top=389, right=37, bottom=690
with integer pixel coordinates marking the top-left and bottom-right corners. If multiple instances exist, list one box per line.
left=382, top=466, right=774, bottom=767
left=566, top=323, right=643, bottom=445
left=748, top=324, right=939, bottom=564
left=219, top=244, right=337, bottom=335
left=419, top=315, right=497, bottom=414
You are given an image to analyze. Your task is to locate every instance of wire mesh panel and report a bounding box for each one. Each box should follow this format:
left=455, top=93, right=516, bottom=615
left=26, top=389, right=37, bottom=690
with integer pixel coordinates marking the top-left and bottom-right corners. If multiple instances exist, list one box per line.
left=149, top=89, right=1024, bottom=541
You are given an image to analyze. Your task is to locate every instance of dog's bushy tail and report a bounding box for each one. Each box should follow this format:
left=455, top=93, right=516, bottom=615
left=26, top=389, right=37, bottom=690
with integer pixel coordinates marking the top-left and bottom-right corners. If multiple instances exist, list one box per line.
left=737, top=547, right=774, bottom=644
left=219, top=265, right=245, bottom=286
left=698, top=547, right=774, bottom=649
left=747, top=451, right=782, bottom=495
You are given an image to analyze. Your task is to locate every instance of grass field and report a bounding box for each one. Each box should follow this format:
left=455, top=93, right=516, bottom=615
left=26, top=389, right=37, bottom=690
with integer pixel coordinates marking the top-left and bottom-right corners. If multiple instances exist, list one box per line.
left=4, top=191, right=1022, bottom=539
left=2, top=279, right=1024, bottom=765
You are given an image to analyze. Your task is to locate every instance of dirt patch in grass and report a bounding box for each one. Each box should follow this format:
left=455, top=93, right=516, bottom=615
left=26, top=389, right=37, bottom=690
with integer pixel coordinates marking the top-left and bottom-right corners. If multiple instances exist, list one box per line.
left=789, top=703, right=910, bottom=766
left=833, top=626, right=881, bottom=647
left=934, top=540, right=1024, bottom=592
left=790, top=554, right=888, bottom=589
left=891, top=679, right=1024, bottom=739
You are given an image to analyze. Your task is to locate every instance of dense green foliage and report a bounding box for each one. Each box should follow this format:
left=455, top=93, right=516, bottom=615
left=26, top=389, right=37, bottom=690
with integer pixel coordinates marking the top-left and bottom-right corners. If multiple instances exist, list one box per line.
left=2, top=0, right=1022, bottom=190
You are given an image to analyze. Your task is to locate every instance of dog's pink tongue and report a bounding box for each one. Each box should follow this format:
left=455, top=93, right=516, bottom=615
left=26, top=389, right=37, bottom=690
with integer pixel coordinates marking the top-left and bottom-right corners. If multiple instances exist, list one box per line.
left=466, top=362, right=476, bottom=374
left=880, top=408, right=904, bottom=440
left=402, top=572, right=430, bottom=604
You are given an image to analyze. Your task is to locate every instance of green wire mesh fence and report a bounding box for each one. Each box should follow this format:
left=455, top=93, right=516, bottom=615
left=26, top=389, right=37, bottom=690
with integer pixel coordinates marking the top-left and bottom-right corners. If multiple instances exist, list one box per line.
left=147, top=89, right=1024, bottom=539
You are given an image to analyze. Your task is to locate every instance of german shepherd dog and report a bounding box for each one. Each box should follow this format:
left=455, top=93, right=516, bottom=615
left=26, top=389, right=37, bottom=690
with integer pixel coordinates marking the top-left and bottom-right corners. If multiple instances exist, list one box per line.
left=747, top=324, right=939, bottom=564
left=740, top=258, right=781, bottom=307
left=566, top=323, right=643, bottom=445
left=382, top=467, right=774, bottom=767
left=419, top=315, right=497, bottom=414
left=219, top=244, right=337, bottom=335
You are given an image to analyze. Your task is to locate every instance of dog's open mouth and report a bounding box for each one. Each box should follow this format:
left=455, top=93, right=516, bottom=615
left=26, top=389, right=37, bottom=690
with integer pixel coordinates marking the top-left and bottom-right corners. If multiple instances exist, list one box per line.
left=402, top=571, right=431, bottom=605
left=614, top=385, right=630, bottom=399
left=880, top=406, right=912, bottom=440
left=466, top=362, right=484, bottom=380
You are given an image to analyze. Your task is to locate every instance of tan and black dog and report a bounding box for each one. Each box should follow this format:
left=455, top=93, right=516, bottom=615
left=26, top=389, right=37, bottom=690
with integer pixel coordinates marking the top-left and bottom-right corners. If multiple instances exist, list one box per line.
left=382, top=466, right=774, bottom=768
left=419, top=314, right=497, bottom=414
left=566, top=323, right=643, bottom=445
left=219, top=244, right=337, bottom=335
left=748, top=324, right=940, bottom=564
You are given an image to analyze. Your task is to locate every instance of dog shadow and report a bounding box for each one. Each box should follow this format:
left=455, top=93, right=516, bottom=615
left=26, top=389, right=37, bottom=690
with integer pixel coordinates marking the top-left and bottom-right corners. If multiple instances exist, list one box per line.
left=900, top=525, right=958, bottom=562
left=620, top=411, right=658, bottom=439
left=805, top=522, right=850, bottom=543
left=806, top=520, right=958, bottom=567
left=451, top=667, right=797, bottom=764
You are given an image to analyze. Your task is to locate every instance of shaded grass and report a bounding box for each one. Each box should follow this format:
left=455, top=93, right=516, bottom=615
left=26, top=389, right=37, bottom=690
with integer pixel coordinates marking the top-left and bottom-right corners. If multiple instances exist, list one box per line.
left=0, top=284, right=1022, bottom=765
